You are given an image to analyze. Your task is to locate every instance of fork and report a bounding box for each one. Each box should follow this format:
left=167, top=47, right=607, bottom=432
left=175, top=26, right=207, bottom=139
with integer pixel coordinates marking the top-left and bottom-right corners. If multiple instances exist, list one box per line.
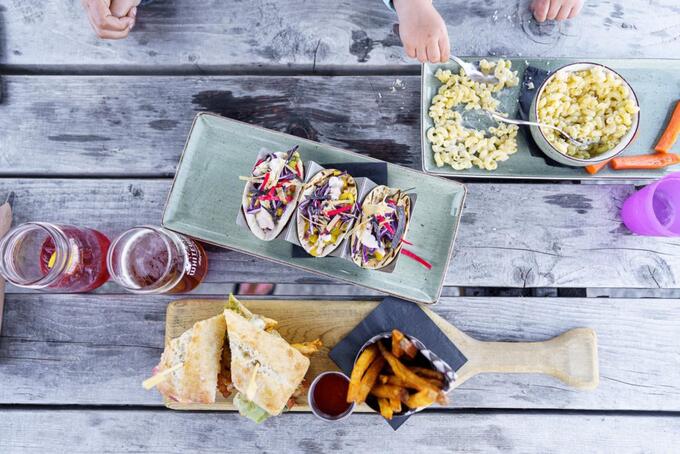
left=486, top=111, right=597, bottom=149
left=449, top=56, right=500, bottom=84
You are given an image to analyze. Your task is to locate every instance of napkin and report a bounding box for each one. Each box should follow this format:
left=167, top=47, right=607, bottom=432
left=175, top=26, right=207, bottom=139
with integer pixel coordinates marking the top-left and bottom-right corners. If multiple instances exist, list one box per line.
left=0, top=195, right=13, bottom=333
left=329, top=296, right=467, bottom=430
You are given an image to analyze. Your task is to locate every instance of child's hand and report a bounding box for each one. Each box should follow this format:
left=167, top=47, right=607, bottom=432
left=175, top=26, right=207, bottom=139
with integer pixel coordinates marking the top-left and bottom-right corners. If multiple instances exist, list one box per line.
left=81, top=0, right=137, bottom=39
left=394, top=0, right=450, bottom=64
left=109, top=0, right=141, bottom=20
left=531, top=0, right=583, bottom=22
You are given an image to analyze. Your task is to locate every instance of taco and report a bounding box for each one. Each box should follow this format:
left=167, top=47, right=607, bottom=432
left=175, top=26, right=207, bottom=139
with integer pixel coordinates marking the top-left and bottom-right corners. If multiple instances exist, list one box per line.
left=296, top=169, right=358, bottom=257
left=350, top=186, right=411, bottom=270
left=242, top=147, right=304, bottom=241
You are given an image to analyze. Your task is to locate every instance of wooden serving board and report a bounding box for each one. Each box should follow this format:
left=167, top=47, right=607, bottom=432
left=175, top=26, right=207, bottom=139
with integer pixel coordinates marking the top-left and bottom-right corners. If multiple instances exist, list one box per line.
left=164, top=299, right=599, bottom=411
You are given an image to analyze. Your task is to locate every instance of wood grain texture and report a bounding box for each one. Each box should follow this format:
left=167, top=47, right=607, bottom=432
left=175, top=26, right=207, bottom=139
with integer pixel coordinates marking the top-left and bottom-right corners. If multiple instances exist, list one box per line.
left=2, top=178, right=678, bottom=291
left=1, top=409, right=678, bottom=453
left=1, top=1, right=678, bottom=68
left=0, top=75, right=421, bottom=175
left=1, top=294, right=678, bottom=410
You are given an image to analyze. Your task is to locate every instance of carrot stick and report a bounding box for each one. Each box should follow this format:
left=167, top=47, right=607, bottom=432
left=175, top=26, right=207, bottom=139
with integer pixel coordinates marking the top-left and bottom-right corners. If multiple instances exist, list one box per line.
left=610, top=152, right=680, bottom=170
left=655, top=101, right=680, bottom=153
left=585, top=161, right=610, bottom=175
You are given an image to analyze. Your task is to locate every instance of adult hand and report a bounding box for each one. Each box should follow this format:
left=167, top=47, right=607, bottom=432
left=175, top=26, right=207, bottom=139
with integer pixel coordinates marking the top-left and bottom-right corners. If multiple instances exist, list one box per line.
left=394, top=0, right=450, bottom=64
left=531, top=0, right=584, bottom=22
left=81, top=0, right=137, bottom=39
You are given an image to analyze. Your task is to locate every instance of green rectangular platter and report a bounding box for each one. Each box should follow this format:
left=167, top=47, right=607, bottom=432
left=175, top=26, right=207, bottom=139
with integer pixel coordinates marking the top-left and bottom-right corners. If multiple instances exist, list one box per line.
left=163, top=113, right=466, bottom=304
left=422, top=58, right=680, bottom=180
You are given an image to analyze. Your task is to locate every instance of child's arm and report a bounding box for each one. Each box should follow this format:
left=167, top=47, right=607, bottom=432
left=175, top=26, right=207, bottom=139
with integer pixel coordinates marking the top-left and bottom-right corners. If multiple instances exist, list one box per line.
left=393, top=0, right=450, bottom=63
left=531, top=0, right=584, bottom=22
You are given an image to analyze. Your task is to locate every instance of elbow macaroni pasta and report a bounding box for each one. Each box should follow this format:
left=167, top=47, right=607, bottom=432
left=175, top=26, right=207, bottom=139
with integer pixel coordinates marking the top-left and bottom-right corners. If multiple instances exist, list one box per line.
left=427, top=59, right=520, bottom=171
left=537, top=67, right=639, bottom=159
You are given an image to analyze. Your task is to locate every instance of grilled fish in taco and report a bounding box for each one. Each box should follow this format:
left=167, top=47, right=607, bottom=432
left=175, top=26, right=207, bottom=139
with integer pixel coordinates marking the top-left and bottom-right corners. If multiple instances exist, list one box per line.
left=351, top=186, right=411, bottom=270
left=242, top=147, right=304, bottom=240
left=296, top=169, right=358, bottom=257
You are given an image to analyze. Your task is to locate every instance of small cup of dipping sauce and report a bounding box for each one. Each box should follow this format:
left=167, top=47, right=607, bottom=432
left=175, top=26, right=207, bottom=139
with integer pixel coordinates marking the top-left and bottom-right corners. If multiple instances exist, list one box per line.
left=308, top=371, right=355, bottom=421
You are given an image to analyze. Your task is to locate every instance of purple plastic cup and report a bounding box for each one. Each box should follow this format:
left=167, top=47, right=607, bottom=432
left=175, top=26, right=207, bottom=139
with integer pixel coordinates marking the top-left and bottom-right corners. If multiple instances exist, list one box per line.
left=621, top=172, right=680, bottom=236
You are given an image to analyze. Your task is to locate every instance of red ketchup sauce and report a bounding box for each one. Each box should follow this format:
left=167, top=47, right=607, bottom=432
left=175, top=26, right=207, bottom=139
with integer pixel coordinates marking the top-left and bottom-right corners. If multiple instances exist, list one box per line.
left=312, top=373, right=352, bottom=418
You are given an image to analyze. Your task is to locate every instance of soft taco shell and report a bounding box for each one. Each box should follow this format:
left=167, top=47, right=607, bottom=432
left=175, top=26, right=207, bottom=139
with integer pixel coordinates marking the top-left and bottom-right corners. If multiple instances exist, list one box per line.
left=242, top=152, right=304, bottom=241
left=296, top=169, right=358, bottom=257
left=351, top=185, right=411, bottom=269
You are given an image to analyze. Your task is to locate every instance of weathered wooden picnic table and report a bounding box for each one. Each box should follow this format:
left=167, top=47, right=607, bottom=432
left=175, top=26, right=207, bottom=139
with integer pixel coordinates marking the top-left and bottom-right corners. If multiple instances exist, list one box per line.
left=1, top=1, right=680, bottom=452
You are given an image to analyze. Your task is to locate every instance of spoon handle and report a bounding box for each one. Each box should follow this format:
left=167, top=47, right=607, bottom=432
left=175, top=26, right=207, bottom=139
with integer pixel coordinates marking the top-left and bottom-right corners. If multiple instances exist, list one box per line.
left=449, top=55, right=467, bottom=69
left=488, top=112, right=591, bottom=148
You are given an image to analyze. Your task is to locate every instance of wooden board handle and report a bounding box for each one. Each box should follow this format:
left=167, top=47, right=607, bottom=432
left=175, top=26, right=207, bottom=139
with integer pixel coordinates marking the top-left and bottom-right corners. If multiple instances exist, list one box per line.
left=457, top=328, right=599, bottom=390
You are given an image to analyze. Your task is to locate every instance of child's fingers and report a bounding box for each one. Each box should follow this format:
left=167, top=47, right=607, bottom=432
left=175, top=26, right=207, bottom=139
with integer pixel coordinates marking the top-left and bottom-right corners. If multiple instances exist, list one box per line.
left=88, top=0, right=133, bottom=31
left=404, top=43, right=417, bottom=59
left=556, top=5, right=571, bottom=20
left=568, top=1, right=583, bottom=17
left=531, top=0, right=549, bottom=22
left=546, top=1, right=562, bottom=20
left=438, top=36, right=450, bottom=63
left=426, top=40, right=441, bottom=64
left=416, top=46, right=427, bottom=63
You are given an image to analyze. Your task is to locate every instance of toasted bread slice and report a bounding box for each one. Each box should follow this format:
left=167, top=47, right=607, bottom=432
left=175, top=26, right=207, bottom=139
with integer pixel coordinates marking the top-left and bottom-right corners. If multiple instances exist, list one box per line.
left=224, top=309, right=310, bottom=416
left=156, top=313, right=227, bottom=403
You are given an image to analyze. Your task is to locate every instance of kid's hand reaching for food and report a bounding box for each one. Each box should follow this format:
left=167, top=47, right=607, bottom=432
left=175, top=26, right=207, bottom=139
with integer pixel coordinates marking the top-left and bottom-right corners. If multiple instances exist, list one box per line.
left=81, top=0, right=140, bottom=39
left=531, top=0, right=584, bottom=22
left=393, top=0, right=450, bottom=64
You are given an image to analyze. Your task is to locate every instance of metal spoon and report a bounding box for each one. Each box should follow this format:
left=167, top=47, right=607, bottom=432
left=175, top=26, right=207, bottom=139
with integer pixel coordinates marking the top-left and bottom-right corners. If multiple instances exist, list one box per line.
left=486, top=111, right=597, bottom=149
left=449, top=56, right=499, bottom=84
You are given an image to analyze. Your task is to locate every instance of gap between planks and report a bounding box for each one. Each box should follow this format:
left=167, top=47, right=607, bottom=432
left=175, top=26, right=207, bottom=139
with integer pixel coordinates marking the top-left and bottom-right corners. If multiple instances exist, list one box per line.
left=0, top=64, right=423, bottom=77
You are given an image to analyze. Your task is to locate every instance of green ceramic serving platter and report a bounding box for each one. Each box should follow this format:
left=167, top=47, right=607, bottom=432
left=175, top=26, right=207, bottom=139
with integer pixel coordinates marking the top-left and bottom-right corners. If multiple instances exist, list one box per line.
left=422, top=58, right=680, bottom=180
left=163, top=113, right=466, bottom=304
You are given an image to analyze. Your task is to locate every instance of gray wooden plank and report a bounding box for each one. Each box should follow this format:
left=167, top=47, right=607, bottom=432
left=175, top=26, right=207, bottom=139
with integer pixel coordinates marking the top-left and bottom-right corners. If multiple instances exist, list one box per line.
left=1, top=294, right=679, bottom=410
left=2, top=178, right=679, bottom=290
left=1, top=410, right=678, bottom=454
left=1, top=1, right=678, bottom=68
left=0, top=75, right=420, bottom=176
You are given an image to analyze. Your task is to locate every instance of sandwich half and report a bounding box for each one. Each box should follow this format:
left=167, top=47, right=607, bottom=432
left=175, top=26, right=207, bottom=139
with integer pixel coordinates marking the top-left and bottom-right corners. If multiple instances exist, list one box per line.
left=224, top=300, right=311, bottom=421
left=155, top=313, right=227, bottom=403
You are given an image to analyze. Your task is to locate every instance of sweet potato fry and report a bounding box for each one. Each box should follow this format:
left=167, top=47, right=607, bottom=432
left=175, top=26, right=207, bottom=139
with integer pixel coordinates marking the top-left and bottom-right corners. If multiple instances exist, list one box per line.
left=386, top=374, right=443, bottom=390
left=388, top=398, right=402, bottom=413
left=377, top=343, right=438, bottom=393
left=399, top=338, right=418, bottom=359
left=391, top=329, right=418, bottom=359
left=378, top=398, right=393, bottom=420
left=405, top=388, right=438, bottom=409
left=370, top=384, right=409, bottom=402
left=355, top=357, right=386, bottom=404
left=391, top=330, right=405, bottom=358
left=410, top=367, right=444, bottom=381
left=347, top=345, right=379, bottom=403
left=291, top=338, right=323, bottom=356
left=378, top=374, right=390, bottom=385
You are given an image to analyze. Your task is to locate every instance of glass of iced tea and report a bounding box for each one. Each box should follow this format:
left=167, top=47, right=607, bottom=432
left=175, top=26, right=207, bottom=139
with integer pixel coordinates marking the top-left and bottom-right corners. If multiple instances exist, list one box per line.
left=107, top=226, right=207, bottom=294
left=0, top=222, right=111, bottom=292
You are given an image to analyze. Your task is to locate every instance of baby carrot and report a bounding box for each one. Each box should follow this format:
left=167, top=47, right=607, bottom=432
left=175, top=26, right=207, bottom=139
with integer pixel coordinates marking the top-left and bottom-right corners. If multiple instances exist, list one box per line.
left=610, top=152, right=680, bottom=170
left=655, top=101, right=680, bottom=153
left=584, top=161, right=610, bottom=175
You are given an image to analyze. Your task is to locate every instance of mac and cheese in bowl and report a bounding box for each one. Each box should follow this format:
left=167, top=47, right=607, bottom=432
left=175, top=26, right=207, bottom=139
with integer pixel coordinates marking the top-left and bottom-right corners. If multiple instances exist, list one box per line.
left=531, top=63, right=640, bottom=166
